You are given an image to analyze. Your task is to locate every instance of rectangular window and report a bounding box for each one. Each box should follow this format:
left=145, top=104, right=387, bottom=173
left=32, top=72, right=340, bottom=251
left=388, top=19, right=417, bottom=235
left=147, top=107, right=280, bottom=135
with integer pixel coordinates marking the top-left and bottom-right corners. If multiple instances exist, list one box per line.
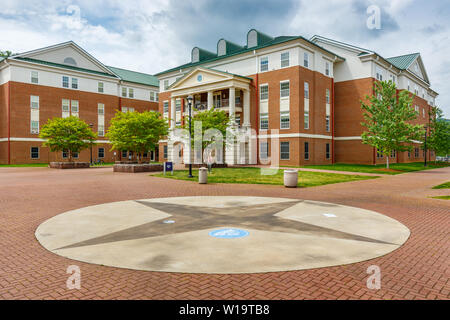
left=122, top=87, right=127, bottom=97
left=303, top=52, right=309, bottom=68
left=175, top=99, right=181, bottom=112
left=280, top=142, right=290, bottom=160
left=326, top=143, right=330, bottom=159
left=377, top=149, right=383, bottom=158
left=326, top=116, right=330, bottom=132
left=128, top=88, right=134, bottom=98
left=260, top=113, right=269, bottom=130
left=128, top=107, right=134, bottom=113
left=408, top=151, right=411, bottom=158
left=31, top=71, right=39, bottom=84
left=260, top=57, right=268, bottom=72
left=414, top=148, right=419, bottom=158
left=280, top=111, right=290, bottom=129
left=325, top=62, right=330, bottom=76
left=150, top=91, right=155, bottom=101
left=62, top=99, right=70, bottom=117
left=155, top=93, right=159, bottom=102
left=326, top=89, right=330, bottom=104
left=98, top=103, right=105, bottom=115
left=304, top=111, right=309, bottom=129
left=98, top=148, right=105, bottom=158
left=62, top=149, right=68, bottom=159
left=30, top=95, right=39, bottom=110
left=304, top=82, right=309, bottom=99
left=71, top=100, right=79, bottom=114
left=260, top=142, right=269, bottom=160
left=62, top=76, right=69, bottom=88
left=71, top=78, right=78, bottom=89
left=281, top=52, right=289, bottom=68
left=98, top=82, right=104, bottom=93
left=304, top=142, right=309, bottom=160
left=391, top=150, right=396, bottom=158
left=164, top=80, right=169, bottom=90
left=280, top=81, right=290, bottom=98
left=30, top=120, right=39, bottom=134
left=30, top=147, right=39, bottom=159
left=260, top=85, right=269, bottom=100
left=98, top=125, right=104, bottom=137
left=72, top=152, right=79, bottom=159
left=122, top=106, right=128, bottom=113
left=163, top=101, right=169, bottom=113
left=163, top=145, right=168, bottom=159
left=122, top=150, right=127, bottom=158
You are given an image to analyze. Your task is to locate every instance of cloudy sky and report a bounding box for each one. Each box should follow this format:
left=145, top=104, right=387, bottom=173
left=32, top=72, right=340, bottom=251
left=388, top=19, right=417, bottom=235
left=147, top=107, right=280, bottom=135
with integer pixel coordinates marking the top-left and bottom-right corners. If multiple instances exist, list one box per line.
left=1, top=0, right=449, bottom=116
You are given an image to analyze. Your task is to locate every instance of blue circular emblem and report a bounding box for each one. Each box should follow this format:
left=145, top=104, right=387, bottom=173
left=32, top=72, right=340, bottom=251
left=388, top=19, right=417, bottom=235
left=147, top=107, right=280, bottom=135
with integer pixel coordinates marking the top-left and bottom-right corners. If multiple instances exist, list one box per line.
left=197, top=74, right=203, bottom=82
left=209, top=228, right=249, bottom=239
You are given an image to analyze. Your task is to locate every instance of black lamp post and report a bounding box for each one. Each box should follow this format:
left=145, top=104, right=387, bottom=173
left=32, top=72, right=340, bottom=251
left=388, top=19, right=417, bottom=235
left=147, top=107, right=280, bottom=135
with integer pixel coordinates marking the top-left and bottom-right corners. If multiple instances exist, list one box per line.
left=424, top=125, right=428, bottom=167
left=89, top=123, right=94, bottom=165
left=187, top=95, right=194, bottom=178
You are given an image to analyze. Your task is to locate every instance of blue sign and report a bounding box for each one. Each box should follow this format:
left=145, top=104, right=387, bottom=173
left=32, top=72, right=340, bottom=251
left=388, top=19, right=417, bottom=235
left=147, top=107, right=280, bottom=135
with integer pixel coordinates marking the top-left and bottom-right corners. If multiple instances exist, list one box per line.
left=164, top=161, right=173, bottom=171
left=209, top=228, right=249, bottom=239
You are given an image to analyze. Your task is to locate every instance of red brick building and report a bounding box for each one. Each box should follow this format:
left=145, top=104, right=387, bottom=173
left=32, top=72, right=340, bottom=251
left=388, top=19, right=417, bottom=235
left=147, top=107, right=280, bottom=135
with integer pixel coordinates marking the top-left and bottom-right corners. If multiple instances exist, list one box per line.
left=0, top=41, right=159, bottom=164
left=156, top=30, right=438, bottom=165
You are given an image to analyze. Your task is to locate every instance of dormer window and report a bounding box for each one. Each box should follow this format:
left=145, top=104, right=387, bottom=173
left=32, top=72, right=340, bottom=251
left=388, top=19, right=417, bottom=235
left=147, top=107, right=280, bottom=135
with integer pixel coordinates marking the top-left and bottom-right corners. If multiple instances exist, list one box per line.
left=64, top=57, right=77, bottom=66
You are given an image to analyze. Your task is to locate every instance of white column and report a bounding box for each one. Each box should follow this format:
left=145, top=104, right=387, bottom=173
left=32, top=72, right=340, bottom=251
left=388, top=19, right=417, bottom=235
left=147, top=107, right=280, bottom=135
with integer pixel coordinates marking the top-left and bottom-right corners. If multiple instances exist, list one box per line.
left=229, top=87, right=235, bottom=124
left=170, top=97, right=175, bottom=129
left=243, top=89, right=250, bottom=127
left=207, top=91, right=213, bottom=110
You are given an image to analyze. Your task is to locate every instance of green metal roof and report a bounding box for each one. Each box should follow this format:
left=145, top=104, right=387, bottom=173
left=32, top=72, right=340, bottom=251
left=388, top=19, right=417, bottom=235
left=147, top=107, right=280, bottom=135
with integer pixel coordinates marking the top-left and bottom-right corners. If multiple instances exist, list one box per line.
left=13, top=56, right=116, bottom=77
left=156, top=35, right=344, bottom=76
left=386, top=53, right=420, bottom=70
left=107, top=66, right=159, bottom=87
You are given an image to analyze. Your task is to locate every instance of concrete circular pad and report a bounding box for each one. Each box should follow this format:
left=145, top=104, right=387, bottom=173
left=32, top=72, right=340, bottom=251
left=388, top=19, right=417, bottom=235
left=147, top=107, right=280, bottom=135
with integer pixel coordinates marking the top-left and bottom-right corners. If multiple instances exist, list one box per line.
left=35, top=196, right=410, bottom=274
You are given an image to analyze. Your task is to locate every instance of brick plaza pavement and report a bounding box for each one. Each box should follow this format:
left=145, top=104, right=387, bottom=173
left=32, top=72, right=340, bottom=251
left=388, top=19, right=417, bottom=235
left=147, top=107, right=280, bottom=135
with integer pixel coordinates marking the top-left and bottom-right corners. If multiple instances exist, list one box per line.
left=0, top=166, right=448, bottom=300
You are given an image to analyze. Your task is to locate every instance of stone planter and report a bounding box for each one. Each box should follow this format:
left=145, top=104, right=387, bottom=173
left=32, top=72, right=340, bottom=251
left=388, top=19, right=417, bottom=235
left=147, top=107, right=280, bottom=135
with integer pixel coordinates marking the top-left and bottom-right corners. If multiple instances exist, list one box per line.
left=198, top=167, right=208, bottom=184
left=49, top=162, right=90, bottom=169
left=113, top=163, right=163, bottom=173
left=115, top=161, right=138, bottom=164
left=284, top=169, right=298, bottom=188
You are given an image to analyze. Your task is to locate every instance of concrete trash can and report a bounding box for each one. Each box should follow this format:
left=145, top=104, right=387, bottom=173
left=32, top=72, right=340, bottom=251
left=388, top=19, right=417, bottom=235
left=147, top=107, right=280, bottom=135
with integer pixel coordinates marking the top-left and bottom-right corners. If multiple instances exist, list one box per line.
left=284, top=169, right=298, bottom=188
left=199, top=167, right=208, bottom=184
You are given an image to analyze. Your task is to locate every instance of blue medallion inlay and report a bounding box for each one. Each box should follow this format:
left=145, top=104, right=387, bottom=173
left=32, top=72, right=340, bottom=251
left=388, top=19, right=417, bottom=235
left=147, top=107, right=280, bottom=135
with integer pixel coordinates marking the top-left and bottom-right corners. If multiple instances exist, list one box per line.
left=209, top=228, right=249, bottom=239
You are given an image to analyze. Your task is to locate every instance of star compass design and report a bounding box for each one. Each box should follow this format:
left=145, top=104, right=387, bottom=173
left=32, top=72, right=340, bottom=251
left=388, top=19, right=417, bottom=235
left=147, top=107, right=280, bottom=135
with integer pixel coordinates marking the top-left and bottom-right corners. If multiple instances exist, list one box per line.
left=36, top=196, right=410, bottom=273
left=56, top=199, right=396, bottom=251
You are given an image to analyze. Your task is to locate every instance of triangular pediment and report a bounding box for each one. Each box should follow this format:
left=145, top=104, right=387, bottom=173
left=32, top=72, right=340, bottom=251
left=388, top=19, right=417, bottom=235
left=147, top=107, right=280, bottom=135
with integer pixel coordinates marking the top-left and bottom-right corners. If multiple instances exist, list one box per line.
left=14, top=41, right=114, bottom=75
left=407, top=56, right=429, bottom=84
left=169, top=67, right=238, bottom=90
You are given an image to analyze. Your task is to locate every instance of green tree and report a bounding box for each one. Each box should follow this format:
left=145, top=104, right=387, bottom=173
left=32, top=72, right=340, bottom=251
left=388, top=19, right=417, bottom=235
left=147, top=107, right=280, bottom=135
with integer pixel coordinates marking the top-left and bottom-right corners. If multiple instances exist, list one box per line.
left=40, top=116, right=97, bottom=162
left=427, top=106, right=450, bottom=159
left=107, top=110, right=169, bottom=163
left=0, top=50, right=13, bottom=58
left=361, top=80, right=424, bottom=168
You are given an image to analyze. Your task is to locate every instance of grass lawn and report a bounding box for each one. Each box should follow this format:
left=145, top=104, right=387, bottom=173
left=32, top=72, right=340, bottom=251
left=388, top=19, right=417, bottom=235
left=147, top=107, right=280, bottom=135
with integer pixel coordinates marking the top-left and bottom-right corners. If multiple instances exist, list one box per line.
left=153, top=167, right=378, bottom=188
left=430, top=195, right=450, bottom=200
left=0, top=163, right=49, bottom=167
left=301, top=162, right=450, bottom=175
left=432, top=181, right=450, bottom=189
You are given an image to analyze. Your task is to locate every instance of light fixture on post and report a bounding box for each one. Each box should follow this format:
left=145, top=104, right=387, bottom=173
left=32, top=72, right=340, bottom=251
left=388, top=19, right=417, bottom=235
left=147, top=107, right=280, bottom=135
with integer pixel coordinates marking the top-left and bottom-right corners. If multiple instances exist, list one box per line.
left=187, top=95, right=194, bottom=178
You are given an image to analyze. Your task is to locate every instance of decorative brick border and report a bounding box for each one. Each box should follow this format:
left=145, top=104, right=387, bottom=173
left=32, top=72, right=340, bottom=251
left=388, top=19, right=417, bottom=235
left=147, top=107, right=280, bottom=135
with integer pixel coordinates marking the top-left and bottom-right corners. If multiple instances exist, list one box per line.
left=48, top=162, right=90, bottom=169
left=113, top=163, right=163, bottom=173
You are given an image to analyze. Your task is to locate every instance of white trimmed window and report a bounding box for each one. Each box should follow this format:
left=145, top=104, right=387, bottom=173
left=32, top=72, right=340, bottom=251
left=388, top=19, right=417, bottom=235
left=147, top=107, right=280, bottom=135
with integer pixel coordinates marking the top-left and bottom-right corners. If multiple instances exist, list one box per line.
left=281, top=52, right=289, bottom=68
left=122, top=87, right=127, bottom=97
left=304, top=110, right=309, bottom=130
left=30, top=95, right=39, bottom=110
left=98, top=103, right=105, bottom=115
left=260, top=57, right=268, bottom=72
left=71, top=100, right=79, bottom=116
left=62, top=76, right=69, bottom=88
left=62, top=99, right=70, bottom=117
left=98, top=82, right=104, bottom=93
left=175, top=99, right=181, bottom=112
left=150, top=91, right=155, bottom=101
left=128, top=88, right=134, bottom=98
left=260, top=113, right=269, bottom=130
left=280, top=111, right=290, bottom=129
left=164, top=80, right=169, bottom=90
left=304, top=142, right=309, bottom=160
left=30, top=147, right=39, bottom=159
left=280, top=81, right=290, bottom=98
left=98, top=148, right=105, bottom=158
left=304, top=82, right=309, bottom=99
left=71, top=78, right=78, bottom=89
left=31, top=71, right=39, bottom=84
left=325, top=62, right=330, bottom=76
left=155, top=93, right=159, bottom=102
left=98, top=125, right=105, bottom=137
left=163, top=101, right=169, bottom=113
left=326, top=115, right=330, bottom=132
left=260, top=142, right=269, bottom=160
left=303, top=52, right=309, bottom=68
left=326, top=143, right=330, bottom=159
left=280, top=142, right=290, bottom=160
left=326, top=89, right=330, bottom=104
left=128, top=107, right=135, bottom=113
left=62, top=149, right=69, bottom=159
left=260, top=85, right=268, bottom=100
left=30, top=120, right=39, bottom=134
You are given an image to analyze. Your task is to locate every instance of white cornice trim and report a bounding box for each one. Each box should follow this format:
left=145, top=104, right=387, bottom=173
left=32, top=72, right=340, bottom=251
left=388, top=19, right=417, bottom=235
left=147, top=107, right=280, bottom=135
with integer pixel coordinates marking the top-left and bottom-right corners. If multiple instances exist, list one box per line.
left=258, top=133, right=332, bottom=140
left=334, top=136, right=362, bottom=141
left=0, top=137, right=111, bottom=144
